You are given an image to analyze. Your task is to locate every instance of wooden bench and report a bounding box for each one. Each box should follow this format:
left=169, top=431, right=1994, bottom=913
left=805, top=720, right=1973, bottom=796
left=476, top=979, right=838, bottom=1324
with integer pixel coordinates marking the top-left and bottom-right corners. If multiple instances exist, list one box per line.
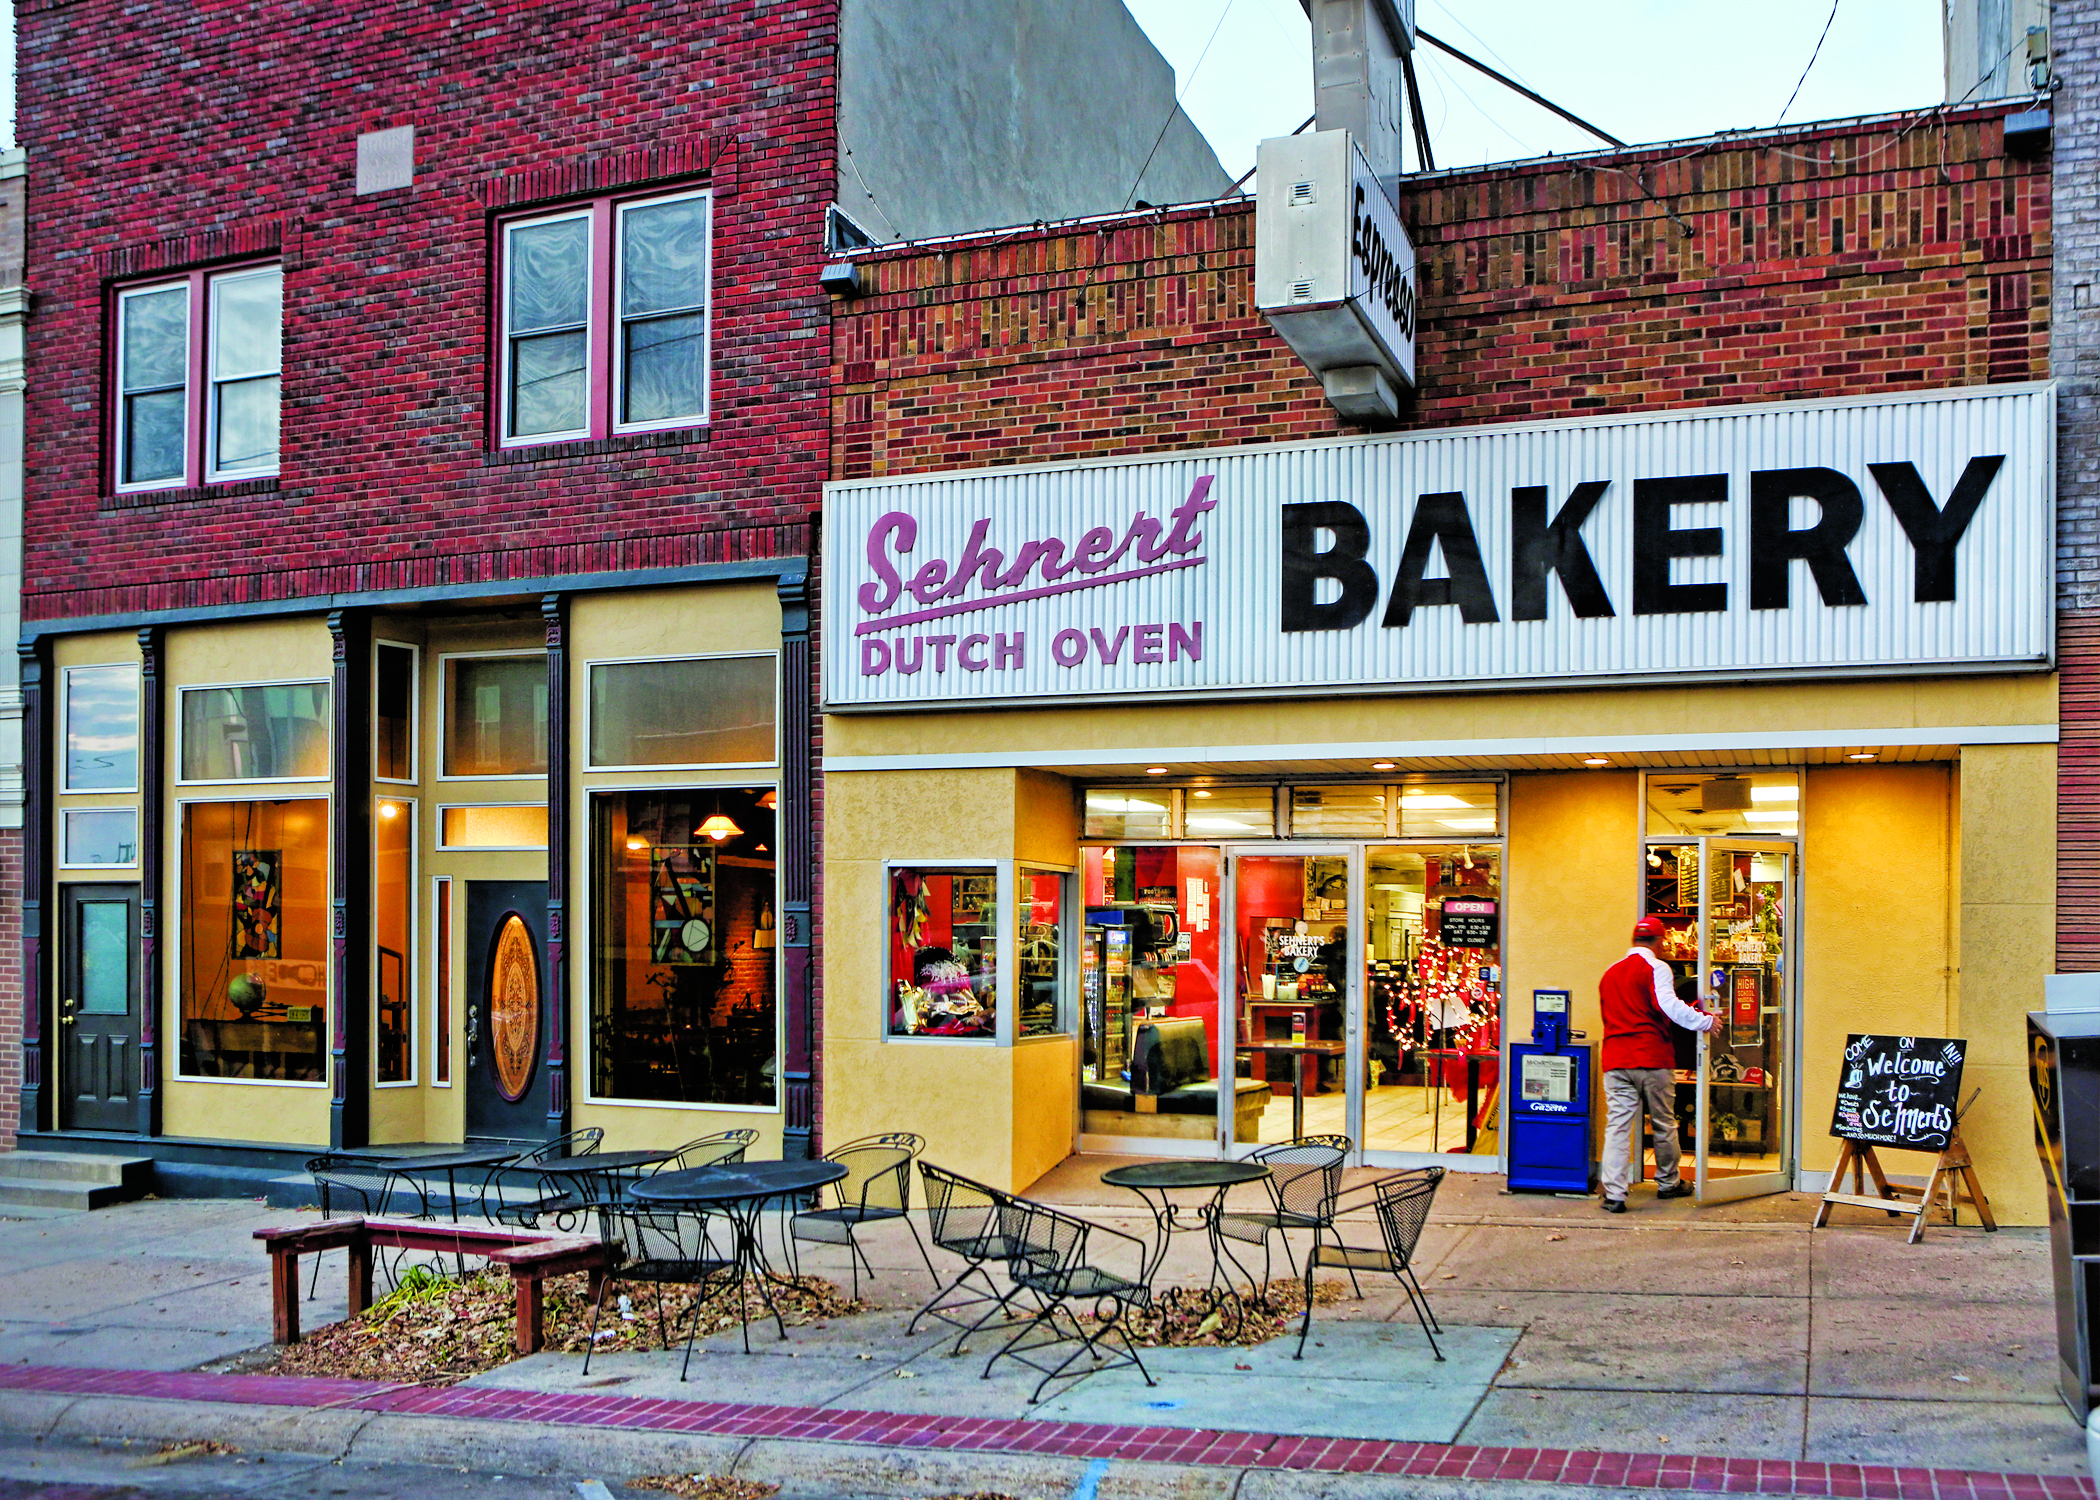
left=254, top=1215, right=613, bottom=1353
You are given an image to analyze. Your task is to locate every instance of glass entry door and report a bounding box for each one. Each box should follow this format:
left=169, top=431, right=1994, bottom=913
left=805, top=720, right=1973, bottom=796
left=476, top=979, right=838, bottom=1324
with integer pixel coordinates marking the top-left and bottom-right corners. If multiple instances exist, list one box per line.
left=1640, top=837, right=1796, bottom=1202
left=1226, top=848, right=1355, bottom=1149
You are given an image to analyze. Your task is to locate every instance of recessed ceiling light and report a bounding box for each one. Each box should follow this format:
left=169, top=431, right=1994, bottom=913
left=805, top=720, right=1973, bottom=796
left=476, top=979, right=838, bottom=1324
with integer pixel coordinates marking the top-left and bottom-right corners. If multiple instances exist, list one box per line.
left=1192, top=789, right=1212, bottom=798
left=1583, top=757, right=1611, bottom=767
left=1848, top=752, right=1877, bottom=762
left=1145, top=766, right=1169, bottom=775
left=1371, top=760, right=1396, bottom=771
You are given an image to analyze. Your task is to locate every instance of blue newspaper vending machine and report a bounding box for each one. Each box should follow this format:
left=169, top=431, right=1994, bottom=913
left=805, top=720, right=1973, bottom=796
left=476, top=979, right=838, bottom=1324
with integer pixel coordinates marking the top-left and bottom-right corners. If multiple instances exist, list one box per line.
left=1507, top=989, right=1594, bottom=1193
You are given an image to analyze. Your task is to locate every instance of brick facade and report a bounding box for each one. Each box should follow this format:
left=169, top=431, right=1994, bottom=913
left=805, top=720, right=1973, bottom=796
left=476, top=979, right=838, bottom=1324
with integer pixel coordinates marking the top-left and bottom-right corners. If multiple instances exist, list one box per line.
left=833, top=106, right=2046, bottom=482
left=17, top=0, right=835, bottom=623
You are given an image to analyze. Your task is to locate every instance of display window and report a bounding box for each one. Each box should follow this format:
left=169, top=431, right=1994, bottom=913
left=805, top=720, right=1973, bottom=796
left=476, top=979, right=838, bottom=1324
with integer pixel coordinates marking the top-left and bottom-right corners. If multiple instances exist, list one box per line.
left=375, top=798, right=414, bottom=1086
left=587, top=655, right=775, bottom=768
left=374, top=642, right=417, bottom=783
left=888, top=865, right=999, bottom=1038
left=589, top=787, right=777, bottom=1106
left=177, top=797, right=329, bottom=1083
left=1016, top=867, right=1066, bottom=1039
left=178, top=682, right=329, bottom=782
left=441, top=653, right=547, bottom=777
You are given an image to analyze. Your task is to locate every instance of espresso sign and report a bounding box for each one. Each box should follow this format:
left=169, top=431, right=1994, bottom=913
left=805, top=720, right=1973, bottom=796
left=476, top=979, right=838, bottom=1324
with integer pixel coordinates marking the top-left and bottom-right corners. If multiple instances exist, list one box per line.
left=1830, top=1033, right=1966, bottom=1153
left=822, top=384, right=2052, bottom=711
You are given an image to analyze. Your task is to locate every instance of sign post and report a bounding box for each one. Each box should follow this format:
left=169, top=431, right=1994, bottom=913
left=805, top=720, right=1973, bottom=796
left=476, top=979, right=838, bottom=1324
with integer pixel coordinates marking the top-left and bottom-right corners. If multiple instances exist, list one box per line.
left=1813, top=1033, right=1996, bottom=1243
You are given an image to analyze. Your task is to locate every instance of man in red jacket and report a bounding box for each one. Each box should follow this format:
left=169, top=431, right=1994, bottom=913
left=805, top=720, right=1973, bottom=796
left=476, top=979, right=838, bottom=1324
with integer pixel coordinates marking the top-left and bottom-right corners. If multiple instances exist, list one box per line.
left=1599, top=916, right=1718, bottom=1213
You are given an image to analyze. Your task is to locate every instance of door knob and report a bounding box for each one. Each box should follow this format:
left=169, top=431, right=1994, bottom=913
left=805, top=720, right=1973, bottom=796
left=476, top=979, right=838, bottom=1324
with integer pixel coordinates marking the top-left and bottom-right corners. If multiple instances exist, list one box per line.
left=59, top=1014, right=74, bottom=1026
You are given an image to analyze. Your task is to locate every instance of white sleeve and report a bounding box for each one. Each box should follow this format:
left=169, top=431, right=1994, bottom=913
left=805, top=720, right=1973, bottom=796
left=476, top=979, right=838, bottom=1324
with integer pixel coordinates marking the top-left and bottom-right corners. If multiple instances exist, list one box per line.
left=1649, top=954, right=1716, bottom=1031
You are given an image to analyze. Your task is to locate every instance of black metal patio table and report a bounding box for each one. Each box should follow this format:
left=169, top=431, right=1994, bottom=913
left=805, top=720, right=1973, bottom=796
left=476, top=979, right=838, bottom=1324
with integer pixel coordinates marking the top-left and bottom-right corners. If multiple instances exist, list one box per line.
left=627, top=1159, right=850, bottom=1351
left=531, top=1149, right=683, bottom=1235
left=358, top=1147, right=518, bottom=1222
left=1099, top=1159, right=1272, bottom=1336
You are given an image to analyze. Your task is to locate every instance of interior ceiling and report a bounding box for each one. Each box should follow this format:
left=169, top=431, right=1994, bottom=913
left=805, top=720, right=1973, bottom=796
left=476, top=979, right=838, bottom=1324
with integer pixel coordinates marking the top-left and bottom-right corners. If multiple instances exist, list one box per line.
left=1027, top=745, right=1956, bottom=782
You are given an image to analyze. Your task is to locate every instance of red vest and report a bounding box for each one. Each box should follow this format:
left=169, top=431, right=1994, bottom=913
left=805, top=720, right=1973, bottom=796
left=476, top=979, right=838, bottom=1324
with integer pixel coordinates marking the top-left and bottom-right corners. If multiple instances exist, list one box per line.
left=1600, top=951, right=1677, bottom=1072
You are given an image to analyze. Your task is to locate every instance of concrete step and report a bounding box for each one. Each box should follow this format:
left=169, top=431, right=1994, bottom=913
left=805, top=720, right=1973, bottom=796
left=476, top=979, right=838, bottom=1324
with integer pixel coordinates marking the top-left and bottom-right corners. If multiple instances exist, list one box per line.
left=0, top=1175, right=130, bottom=1212
left=0, top=1151, right=153, bottom=1212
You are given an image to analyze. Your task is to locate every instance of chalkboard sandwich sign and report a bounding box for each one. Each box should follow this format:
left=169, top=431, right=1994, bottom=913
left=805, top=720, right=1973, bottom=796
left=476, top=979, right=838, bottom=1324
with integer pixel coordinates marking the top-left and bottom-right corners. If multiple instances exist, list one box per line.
left=1815, top=1033, right=1996, bottom=1244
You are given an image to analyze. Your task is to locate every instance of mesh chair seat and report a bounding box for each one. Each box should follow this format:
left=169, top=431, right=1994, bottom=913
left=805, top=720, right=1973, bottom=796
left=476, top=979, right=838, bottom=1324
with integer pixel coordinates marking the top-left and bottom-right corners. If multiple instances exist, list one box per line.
left=984, top=1196, right=1155, bottom=1404
left=1214, top=1136, right=1350, bottom=1291
left=787, top=1137, right=935, bottom=1299
left=1296, top=1166, right=1447, bottom=1360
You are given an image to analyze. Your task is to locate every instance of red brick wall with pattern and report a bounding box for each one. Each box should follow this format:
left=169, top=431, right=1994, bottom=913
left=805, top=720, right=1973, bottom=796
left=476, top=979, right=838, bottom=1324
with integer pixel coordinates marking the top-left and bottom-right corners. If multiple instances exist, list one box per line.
left=16, top=0, right=835, bottom=623
left=831, top=105, right=2047, bottom=482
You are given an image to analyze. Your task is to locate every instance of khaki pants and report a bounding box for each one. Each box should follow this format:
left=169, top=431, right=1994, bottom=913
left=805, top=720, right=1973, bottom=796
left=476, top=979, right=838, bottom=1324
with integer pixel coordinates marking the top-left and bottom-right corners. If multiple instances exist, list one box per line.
left=1601, top=1067, right=1683, bottom=1201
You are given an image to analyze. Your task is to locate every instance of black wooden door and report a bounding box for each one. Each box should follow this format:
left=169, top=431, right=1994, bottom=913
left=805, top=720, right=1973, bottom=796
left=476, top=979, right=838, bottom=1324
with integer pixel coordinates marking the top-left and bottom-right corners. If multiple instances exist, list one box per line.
left=59, top=884, right=140, bottom=1132
left=464, top=880, right=552, bottom=1141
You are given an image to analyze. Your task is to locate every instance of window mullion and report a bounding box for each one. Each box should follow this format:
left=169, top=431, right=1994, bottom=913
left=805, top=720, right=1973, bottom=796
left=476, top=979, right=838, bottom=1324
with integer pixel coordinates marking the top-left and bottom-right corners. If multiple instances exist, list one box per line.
left=591, top=201, right=616, bottom=439
left=185, top=269, right=209, bottom=488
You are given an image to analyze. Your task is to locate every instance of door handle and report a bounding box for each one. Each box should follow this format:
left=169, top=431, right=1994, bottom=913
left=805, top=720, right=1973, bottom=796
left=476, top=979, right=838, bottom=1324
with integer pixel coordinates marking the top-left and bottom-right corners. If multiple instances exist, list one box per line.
left=466, top=1004, right=479, bottom=1052
left=60, top=998, right=76, bottom=1026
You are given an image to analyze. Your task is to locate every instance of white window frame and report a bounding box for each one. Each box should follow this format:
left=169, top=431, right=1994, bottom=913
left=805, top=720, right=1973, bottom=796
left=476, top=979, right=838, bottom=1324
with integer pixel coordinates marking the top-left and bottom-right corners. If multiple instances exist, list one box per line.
left=498, top=206, right=595, bottom=447
left=579, top=777, right=785, bottom=1113
left=373, top=640, right=421, bottom=786
left=1014, top=862, right=1078, bottom=1043
left=582, top=650, right=779, bottom=773
left=437, top=648, right=550, bottom=782
left=113, top=280, right=191, bottom=495
left=60, top=662, right=143, bottom=795
left=430, top=874, right=454, bottom=1089
left=374, top=796, right=419, bottom=1089
left=204, top=264, right=285, bottom=484
left=169, top=791, right=331, bottom=1089
left=59, top=807, right=141, bottom=871
left=611, top=187, right=713, bottom=436
left=174, top=678, right=332, bottom=788
left=883, top=857, right=1008, bottom=1047
left=436, top=801, right=551, bottom=852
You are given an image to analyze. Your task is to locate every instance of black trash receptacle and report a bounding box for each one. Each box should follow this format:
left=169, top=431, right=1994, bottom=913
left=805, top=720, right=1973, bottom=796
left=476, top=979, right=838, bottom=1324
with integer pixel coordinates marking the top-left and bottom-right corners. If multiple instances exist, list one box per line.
left=2027, top=1008, right=2100, bottom=1418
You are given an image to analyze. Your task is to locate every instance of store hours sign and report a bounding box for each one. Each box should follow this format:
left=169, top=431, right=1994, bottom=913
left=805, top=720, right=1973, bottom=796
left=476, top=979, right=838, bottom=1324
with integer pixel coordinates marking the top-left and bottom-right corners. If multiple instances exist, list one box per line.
left=822, top=384, right=2053, bottom=711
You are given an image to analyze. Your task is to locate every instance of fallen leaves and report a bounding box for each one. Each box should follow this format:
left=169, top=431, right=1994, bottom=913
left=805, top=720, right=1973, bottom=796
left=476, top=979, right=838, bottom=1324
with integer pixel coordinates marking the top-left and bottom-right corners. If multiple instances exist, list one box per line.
left=1104, top=1280, right=1347, bottom=1349
left=628, top=1476, right=780, bottom=1500
left=128, top=1440, right=238, bottom=1469
left=264, top=1268, right=865, bottom=1387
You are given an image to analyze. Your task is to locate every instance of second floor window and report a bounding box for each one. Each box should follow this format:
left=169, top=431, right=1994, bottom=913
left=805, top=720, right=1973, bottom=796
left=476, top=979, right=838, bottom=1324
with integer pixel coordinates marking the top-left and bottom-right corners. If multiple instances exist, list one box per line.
left=500, top=188, right=711, bottom=445
left=115, top=264, right=282, bottom=491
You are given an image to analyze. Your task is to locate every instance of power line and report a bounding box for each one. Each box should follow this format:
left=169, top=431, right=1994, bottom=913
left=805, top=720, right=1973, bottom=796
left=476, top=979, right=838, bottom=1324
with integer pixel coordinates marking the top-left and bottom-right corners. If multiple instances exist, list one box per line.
left=1124, top=0, right=1237, bottom=211
left=1775, top=0, right=1842, bottom=126
left=1416, top=29, right=1626, bottom=148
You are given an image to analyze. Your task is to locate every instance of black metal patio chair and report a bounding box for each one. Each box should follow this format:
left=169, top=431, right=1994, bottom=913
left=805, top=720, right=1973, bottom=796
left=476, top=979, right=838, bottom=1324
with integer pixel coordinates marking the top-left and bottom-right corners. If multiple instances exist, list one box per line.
left=1296, top=1166, right=1447, bottom=1360
left=477, top=1126, right=604, bottom=1230
left=786, top=1132, right=937, bottom=1298
left=981, top=1195, right=1156, bottom=1404
left=661, top=1128, right=760, bottom=1170
left=303, top=1154, right=407, bottom=1298
left=906, top=1162, right=1028, bottom=1352
left=581, top=1196, right=740, bottom=1382
left=1215, top=1134, right=1353, bottom=1295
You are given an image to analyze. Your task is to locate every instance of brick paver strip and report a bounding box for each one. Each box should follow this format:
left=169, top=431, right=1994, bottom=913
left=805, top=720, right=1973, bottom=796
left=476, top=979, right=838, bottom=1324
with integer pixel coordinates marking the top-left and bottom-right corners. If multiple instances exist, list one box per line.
left=0, top=1363, right=2086, bottom=1499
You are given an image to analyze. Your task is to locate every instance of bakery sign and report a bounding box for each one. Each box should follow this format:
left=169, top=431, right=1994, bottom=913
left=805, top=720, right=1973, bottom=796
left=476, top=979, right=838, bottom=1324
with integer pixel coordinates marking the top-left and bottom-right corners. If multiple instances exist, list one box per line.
left=821, top=383, right=2052, bottom=711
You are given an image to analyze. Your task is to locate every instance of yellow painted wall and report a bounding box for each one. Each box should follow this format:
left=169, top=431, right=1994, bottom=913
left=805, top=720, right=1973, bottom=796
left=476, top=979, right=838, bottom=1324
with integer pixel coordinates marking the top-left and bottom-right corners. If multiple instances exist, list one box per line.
left=1952, top=742, right=2055, bottom=1226
left=1800, top=764, right=1956, bottom=1181
left=162, top=618, right=335, bottom=1146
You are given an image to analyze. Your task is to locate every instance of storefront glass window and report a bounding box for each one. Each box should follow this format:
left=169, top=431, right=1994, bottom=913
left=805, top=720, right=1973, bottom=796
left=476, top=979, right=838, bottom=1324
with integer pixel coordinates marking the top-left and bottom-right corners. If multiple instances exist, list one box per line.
left=1396, top=783, right=1500, bottom=838
left=375, top=643, right=415, bottom=782
left=1016, top=868, right=1066, bottom=1038
left=1292, top=785, right=1386, bottom=838
left=63, top=808, right=138, bottom=867
left=433, top=876, right=452, bottom=1085
left=178, top=798, right=328, bottom=1082
left=375, top=799, right=412, bottom=1084
left=65, top=663, right=140, bottom=791
left=1644, top=771, right=1800, bottom=837
left=590, top=788, right=777, bottom=1104
left=1083, top=789, right=1170, bottom=841
left=1182, top=787, right=1274, bottom=838
left=179, top=683, right=329, bottom=782
left=443, top=655, right=547, bottom=777
left=889, top=866, right=997, bottom=1038
left=589, top=657, right=775, bottom=767
left=439, top=804, right=549, bottom=849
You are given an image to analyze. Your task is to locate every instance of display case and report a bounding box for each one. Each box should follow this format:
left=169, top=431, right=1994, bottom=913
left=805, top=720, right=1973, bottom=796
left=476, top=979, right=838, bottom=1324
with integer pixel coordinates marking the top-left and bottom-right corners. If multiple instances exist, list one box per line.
left=2029, top=1007, right=2100, bottom=1417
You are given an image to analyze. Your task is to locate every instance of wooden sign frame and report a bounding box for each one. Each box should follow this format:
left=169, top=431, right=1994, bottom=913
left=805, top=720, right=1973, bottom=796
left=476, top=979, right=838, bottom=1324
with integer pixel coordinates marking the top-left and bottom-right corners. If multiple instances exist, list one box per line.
left=1813, top=1091, right=1997, bottom=1244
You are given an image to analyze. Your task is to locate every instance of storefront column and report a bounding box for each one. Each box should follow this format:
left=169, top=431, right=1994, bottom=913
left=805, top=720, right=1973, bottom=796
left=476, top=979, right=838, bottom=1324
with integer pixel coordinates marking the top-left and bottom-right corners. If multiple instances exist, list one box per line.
left=135, top=626, right=163, bottom=1138
left=327, top=609, right=370, bottom=1151
left=1955, top=741, right=2057, bottom=1227
left=16, top=639, right=46, bottom=1135
left=542, top=592, right=570, bottom=1137
left=778, top=569, right=814, bottom=1161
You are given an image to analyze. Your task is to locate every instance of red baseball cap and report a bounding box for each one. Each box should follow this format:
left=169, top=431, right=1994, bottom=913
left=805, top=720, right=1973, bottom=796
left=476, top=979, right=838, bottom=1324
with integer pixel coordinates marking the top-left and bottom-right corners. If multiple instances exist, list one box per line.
left=1632, top=916, right=1666, bottom=940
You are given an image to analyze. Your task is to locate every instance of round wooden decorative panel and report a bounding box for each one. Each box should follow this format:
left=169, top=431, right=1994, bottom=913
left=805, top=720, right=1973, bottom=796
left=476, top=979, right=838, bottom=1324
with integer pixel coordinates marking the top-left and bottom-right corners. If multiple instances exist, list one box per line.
left=488, top=913, right=539, bottom=1103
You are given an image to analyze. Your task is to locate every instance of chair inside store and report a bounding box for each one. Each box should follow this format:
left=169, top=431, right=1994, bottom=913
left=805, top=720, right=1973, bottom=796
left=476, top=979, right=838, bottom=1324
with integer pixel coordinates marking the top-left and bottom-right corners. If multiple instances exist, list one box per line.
left=983, top=1195, right=1156, bottom=1404
left=1295, top=1166, right=1447, bottom=1360
left=909, top=1162, right=1028, bottom=1352
left=786, top=1133, right=937, bottom=1299
left=1216, top=1135, right=1351, bottom=1292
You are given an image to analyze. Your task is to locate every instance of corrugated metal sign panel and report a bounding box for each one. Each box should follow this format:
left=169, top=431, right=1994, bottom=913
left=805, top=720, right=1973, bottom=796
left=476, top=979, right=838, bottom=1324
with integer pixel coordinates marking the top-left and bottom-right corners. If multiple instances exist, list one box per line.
left=823, top=384, right=2054, bottom=712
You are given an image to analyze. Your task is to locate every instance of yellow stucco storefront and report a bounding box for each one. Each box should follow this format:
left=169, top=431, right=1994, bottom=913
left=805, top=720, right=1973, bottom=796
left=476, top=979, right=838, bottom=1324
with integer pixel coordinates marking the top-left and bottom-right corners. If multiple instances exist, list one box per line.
left=821, top=671, right=2058, bottom=1224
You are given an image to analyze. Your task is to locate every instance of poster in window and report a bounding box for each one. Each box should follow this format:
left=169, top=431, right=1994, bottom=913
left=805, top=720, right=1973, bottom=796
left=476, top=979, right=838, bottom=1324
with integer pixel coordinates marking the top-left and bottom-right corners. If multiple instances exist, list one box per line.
left=1729, top=967, right=1764, bottom=1047
left=230, top=849, right=281, bottom=959
left=648, top=844, right=717, bottom=965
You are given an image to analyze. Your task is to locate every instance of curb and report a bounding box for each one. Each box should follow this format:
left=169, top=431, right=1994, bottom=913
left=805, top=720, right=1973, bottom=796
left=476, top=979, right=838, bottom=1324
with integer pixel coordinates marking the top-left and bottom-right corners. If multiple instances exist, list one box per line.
left=0, top=1365, right=2087, bottom=1500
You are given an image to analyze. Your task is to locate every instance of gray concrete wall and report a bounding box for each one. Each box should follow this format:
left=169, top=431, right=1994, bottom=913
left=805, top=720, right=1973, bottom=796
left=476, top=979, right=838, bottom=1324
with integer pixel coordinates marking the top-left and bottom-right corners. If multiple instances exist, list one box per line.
left=1946, top=0, right=2050, bottom=102
left=837, top=0, right=1235, bottom=243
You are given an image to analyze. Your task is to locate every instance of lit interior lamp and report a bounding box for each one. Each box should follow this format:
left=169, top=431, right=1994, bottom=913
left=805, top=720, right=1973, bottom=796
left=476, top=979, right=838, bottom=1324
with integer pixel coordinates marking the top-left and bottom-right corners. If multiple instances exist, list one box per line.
left=698, top=814, right=743, bottom=842
left=379, top=802, right=400, bottom=819
left=757, top=790, right=778, bottom=810
left=754, top=900, right=777, bottom=951
left=626, top=836, right=649, bottom=852
left=1192, top=789, right=1212, bottom=799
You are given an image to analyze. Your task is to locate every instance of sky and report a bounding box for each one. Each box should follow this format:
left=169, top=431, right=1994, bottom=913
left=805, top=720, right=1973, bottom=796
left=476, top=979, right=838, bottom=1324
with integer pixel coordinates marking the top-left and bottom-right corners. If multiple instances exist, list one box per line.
left=1124, top=0, right=1947, bottom=183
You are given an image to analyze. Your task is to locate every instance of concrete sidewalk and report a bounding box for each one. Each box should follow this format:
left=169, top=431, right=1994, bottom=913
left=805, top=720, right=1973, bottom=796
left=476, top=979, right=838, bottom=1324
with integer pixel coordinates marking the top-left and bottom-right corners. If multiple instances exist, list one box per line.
left=0, top=1164, right=2084, bottom=1492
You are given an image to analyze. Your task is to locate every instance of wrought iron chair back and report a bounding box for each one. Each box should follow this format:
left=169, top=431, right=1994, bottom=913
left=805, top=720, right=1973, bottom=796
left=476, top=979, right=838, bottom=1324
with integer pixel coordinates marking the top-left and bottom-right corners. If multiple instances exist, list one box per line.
left=1258, top=1137, right=1348, bottom=1225
left=1294, top=1165, right=1447, bottom=1360
left=479, top=1126, right=606, bottom=1229
left=663, top=1129, right=758, bottom=1170
left=583, top=1198, right=739, bottom=1381
left=982, top=1196, right=1155, bottom=1404
left=908, top=1162, right=1029, bottom=1351
left=786, top=1141, right=937, bottom=1297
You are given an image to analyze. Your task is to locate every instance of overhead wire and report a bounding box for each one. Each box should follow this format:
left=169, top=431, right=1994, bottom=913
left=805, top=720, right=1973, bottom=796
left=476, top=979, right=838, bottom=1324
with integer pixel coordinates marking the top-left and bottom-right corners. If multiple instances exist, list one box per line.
left=1122, top=0, right=1238, bottom=210
left=1774, top=0, right=1843, bottom=126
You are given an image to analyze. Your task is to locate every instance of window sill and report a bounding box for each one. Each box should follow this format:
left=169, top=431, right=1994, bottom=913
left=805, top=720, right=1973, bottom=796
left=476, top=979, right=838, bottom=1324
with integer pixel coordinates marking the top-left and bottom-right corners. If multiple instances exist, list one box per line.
left=101, top=476, right=280, bottom=512
left=486, top=427, right=711, bottom=465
